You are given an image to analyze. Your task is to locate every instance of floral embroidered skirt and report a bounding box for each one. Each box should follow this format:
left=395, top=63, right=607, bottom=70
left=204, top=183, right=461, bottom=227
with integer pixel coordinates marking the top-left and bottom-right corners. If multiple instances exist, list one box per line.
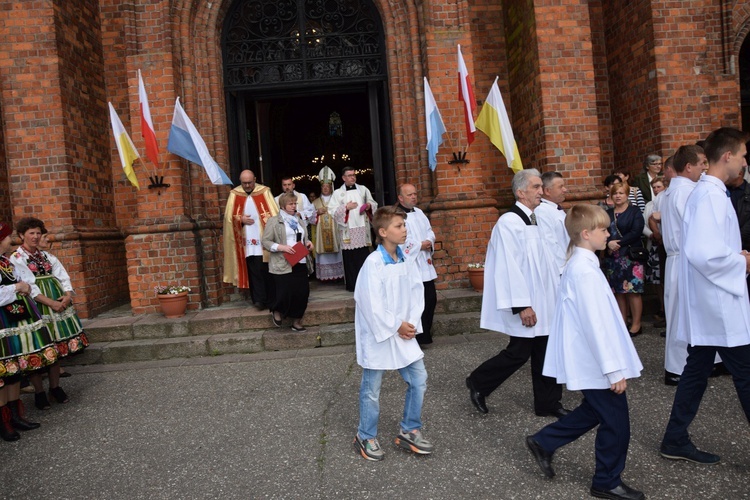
left=35, top=275, right=88, bottom=358
left=604, top=248, right=645, bottom=294
left=0, top=295, right=58, bottom=387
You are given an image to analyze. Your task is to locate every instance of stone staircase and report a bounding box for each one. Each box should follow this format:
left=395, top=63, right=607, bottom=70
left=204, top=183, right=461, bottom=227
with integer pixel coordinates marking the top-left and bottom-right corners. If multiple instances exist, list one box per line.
left=73, top=289, right=483, bottom=365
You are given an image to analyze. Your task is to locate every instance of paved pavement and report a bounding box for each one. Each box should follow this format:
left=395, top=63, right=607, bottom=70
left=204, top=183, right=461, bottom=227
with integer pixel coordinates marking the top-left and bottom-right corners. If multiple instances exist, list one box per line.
left=3, top=326, right=749, bottom=499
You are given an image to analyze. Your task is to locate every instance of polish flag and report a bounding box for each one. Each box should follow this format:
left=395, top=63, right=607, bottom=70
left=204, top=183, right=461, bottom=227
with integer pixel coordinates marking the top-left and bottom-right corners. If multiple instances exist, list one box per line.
left=457, top=44, right=476, bottom=145
left=138, top=69, right=161, bottom=170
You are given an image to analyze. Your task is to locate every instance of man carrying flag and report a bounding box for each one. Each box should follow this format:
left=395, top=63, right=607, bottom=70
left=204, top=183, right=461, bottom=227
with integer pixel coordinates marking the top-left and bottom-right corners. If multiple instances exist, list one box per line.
left=424, top=77, right=446, bottom=171
left=223, top=169, right=278, bottom=310
left=475, top=76, right=523, bottom=173
left=108, top=102, right=141, bottom=189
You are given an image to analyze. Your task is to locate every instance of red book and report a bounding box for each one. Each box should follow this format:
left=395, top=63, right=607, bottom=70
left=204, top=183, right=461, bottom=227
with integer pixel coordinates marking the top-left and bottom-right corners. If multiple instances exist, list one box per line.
left=283, top=242, right=309, bottom=266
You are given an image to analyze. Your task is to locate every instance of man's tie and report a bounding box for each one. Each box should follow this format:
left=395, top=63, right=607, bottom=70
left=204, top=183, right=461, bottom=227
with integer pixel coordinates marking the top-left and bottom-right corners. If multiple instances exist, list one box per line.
left=530, top=213, right=537, bottom=225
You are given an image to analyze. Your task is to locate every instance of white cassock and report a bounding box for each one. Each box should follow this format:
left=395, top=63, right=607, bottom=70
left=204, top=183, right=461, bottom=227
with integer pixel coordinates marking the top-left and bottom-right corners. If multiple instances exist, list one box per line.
left=535, top=198, right=569, bottom=273
left=399, top=207, right=438, bottom=282
left=275, top=190, right=315, bottom=226
left=660, top=176, right=695, bottom=374
left=679, top=175, right=750, bottom=347
left=480, top=202, right=560, bottom=338
left=328, top=184, right=378, bottom=249
left=543, top=247, right=642, bottom=389
left=354, top=250, right=425, bottom=369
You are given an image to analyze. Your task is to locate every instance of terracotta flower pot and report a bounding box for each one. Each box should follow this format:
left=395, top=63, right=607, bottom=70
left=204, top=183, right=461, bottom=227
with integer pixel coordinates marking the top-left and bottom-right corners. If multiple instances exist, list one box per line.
left=467, top=268, right=484, bottom=292
left=157, top=291, right=189, bottom=318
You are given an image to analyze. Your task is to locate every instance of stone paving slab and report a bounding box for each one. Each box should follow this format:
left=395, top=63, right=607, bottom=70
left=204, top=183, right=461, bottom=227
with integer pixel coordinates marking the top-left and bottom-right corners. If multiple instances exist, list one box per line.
left=7, top=325, right=750, bottom=499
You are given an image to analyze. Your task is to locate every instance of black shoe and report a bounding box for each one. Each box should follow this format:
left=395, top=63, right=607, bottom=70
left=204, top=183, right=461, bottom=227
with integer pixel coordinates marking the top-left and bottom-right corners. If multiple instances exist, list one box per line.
left=59, top=371, right=72, bottom=378
left=0, top=405, right=20, bottom=442
left=49, top=386, right=69, bottom=404
left=535, top=407, right=571, bottom=419
left=628, top=327, right=642, bottom=337
left=660, top=331, right=666, bottom=338
left=710, top=362, right=730, bottom=378
left=590, top=482, right=644, bottom=500
left=34, top=392, right=51, bottom=411
left=271, top=312, right=282, bottom=328
left=465, top=377, right=488, bottom=414
left=525, top=436, right=555, bottom=478
left=291, top=325, right=307, bottom=332
left=8, top=400, right=40, bottom=431
left=664, top=371, right=680, bottom=386
left=660, top=442, right=720, bottom=464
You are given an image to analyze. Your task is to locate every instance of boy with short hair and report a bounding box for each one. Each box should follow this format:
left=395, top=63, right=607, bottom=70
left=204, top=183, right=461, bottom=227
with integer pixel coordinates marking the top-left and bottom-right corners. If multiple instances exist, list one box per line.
left=353, top=205, right=433, bottom=461
left=526, top=205, right=644, bottom=500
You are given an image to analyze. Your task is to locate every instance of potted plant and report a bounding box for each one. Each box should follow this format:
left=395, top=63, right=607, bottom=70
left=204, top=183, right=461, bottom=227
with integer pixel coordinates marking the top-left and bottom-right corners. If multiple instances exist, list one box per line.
left=467, top=263, right=484, bottom=292
left=154, top=285, right=191, bottom=318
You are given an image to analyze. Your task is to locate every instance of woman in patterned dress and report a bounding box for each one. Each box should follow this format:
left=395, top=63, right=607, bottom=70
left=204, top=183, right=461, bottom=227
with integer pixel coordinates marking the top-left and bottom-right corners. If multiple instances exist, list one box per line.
left=603, top=183, right=646, bottom=337
left=0, top=221, right=51, bottom=441
left=11, top=217, right=88, bottom=410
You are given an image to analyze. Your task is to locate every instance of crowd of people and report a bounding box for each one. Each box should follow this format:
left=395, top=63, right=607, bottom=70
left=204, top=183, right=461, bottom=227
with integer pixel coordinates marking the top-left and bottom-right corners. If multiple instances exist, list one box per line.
left=351, top=127, right=750, bottom=500
left=5, top=129, right=750, bottom=499
left=0, top=217, right=88, bottom=442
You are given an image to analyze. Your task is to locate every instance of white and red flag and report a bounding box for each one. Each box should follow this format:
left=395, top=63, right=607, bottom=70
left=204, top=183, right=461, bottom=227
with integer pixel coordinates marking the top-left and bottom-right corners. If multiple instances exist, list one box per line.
left=138, top=69, right=161, bottom=170
left=457, top=44, right=476, bottom=145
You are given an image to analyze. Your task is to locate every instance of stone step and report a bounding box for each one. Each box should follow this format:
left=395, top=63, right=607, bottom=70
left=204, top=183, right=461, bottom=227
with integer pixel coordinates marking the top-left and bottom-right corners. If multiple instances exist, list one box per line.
left=72, top=290, right=483, bottom=365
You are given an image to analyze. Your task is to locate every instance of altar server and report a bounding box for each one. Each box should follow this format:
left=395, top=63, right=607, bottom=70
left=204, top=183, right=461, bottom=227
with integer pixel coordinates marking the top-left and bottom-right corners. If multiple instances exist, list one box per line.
left=659, top=145, right=706, bottom=386
left=353, top=205, right=433, bottom=461
left=526, top=204, right=644, bottom=500
left=397, top=183, right=438, bottom=345
left=465, top=169, right=568, bottom=418
left=536, top=171, right=569, bottom=273
left=660, top=127, right=750, bottom=466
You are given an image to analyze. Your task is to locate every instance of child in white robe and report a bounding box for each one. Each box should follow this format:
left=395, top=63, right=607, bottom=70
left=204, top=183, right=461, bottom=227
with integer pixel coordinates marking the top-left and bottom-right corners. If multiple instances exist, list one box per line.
left=353, top=205, right=432, bottom=461
left=526, top=205, right=644, bottom=500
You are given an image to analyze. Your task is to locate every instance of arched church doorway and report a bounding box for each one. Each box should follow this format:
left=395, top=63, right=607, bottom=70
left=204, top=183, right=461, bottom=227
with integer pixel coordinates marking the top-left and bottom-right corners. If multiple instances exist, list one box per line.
left=222, top=0, right=395, bottom=204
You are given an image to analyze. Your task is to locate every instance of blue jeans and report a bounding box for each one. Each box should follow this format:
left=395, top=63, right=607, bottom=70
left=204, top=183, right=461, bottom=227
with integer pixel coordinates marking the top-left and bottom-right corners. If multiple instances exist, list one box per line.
left=357, top=359, right=427, bottom=440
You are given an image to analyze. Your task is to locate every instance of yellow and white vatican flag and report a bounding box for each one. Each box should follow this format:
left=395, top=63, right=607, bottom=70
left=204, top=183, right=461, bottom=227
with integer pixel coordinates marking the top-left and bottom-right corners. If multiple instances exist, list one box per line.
left=108, top=102, right=141, bottom=189
left=475, top=76, right=523, bottom=173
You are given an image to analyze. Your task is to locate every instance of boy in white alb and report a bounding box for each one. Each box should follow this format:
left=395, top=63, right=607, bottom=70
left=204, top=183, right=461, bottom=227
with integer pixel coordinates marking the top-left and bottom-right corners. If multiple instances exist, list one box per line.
left=353, top=205, right=433, bottom=461
left=526, top=205, right=644, bottom=500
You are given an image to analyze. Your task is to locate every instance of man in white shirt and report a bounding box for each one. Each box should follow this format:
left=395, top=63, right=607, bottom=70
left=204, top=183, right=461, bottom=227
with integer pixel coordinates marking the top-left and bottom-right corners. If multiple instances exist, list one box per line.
left=465, top=169, right=569, bottom=418
left=398, top=183, right=438, bottom=345
left=660, top=127, right=750, bottom=466
left=536, top=171, right=569, bottom=273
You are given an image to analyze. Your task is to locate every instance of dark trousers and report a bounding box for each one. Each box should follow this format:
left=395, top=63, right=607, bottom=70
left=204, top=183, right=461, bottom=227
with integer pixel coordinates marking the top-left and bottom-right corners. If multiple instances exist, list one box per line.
left=468, top=336, right=562, bottom=413
left=534, top=389, right=630, bottom=490
left=342, top=246, right=370, bottom=292
left=662, top=343, right=750, bottom=448
left=271, top=263, right=310, bottom=319
left=246, top=256, right=275, bottom=307
left=417, top=280, right=436, bottom=345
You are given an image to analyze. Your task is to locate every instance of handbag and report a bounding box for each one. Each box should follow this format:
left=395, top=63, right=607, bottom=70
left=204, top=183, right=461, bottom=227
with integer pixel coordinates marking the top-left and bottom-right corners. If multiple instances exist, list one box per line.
left=613, top=212, right=649, bottom=263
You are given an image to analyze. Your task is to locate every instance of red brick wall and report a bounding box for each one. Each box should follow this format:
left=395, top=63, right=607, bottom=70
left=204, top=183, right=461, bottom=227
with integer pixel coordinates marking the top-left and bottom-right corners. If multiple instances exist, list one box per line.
left=588, top=1, right=615, bottom=182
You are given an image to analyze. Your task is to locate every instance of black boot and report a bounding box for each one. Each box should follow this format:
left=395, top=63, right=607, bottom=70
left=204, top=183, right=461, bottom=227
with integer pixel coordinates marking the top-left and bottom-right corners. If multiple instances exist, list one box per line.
left=8, top=399, right=40, bottom=431
left=0, top=404, right=20, bottom=442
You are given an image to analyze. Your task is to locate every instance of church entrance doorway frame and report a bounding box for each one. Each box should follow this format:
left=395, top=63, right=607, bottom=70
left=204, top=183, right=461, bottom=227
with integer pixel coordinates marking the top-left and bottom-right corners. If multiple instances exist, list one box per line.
left=221, top=0, right=396, bottom=205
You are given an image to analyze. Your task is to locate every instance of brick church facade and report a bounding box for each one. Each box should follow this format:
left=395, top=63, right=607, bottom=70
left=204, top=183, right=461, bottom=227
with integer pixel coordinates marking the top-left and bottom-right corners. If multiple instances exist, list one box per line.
left=0, top=0, right=749, bottom=318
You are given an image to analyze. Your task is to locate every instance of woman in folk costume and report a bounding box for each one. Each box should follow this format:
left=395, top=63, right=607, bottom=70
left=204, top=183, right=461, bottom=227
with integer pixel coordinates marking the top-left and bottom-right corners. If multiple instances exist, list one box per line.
left=313, top=166, right=344, bottom=281
left=10, top=217, right=88, bottom=410
left=0, top=221, right=52, bottom=441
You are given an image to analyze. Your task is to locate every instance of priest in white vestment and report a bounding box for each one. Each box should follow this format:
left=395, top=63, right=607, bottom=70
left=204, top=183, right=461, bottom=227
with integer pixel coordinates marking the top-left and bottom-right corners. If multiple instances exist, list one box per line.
left=312, top=167, right=344, bottom=281
left=661, top=127, right=750, bottom=465
left=327, top=166, right=378, bottom=291
left=465, top=169, right=568, bottom=418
